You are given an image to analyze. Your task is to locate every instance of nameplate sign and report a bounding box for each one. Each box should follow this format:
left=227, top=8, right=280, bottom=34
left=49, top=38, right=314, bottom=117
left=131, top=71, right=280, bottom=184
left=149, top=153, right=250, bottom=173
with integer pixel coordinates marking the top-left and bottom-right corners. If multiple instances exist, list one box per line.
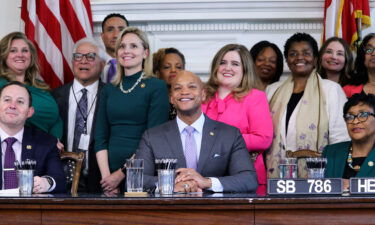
left=350, top=178, right=375, bottom=194
left=268, top=179, right=342, bottom=195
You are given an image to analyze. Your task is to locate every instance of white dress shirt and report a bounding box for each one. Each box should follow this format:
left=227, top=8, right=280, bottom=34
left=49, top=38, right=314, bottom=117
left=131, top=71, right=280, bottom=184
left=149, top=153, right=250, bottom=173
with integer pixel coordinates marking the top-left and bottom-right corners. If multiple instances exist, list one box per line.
left=176, top=113, right=223, bottom=192
left=67, top=79, right=99, bottom=152
left=0, top=127, right=55, bottom=191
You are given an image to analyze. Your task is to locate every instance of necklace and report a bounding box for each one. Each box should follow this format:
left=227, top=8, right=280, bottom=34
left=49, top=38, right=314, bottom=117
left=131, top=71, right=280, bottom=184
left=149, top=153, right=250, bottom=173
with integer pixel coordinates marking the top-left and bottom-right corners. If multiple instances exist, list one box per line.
left=347, top=146, right=361, bottom=172
left=119, top=72, right=144, bottom=94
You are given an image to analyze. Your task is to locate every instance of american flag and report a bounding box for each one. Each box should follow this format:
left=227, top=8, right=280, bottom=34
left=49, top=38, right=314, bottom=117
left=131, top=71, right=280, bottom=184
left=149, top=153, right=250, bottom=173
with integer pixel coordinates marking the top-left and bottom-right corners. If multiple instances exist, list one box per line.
left=21, top=0, right=93, bottom=88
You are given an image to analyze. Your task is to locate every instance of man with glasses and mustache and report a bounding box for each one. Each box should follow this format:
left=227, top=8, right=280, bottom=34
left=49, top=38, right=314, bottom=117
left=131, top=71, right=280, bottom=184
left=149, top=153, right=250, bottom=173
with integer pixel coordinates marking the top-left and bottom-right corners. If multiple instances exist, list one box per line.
left=52, top=38, right=106, bottom=193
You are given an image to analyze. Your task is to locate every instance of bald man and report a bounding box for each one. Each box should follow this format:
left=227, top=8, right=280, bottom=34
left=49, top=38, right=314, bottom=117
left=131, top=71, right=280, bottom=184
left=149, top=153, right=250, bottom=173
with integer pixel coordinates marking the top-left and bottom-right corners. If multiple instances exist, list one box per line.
left=135, top=71, right=258, bottom=193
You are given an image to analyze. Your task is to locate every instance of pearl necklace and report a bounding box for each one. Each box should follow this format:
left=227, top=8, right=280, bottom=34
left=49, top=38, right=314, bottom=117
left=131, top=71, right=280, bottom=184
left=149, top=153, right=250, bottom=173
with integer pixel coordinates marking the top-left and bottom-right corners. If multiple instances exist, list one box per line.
left=347, top=146, right=361, bottom=172
left=119, top=72, right=145, bottom=94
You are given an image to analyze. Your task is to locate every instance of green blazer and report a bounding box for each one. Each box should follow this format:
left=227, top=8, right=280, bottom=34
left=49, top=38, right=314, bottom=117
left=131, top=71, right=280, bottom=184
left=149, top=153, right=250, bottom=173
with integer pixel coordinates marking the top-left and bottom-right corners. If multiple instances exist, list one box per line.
left=323, top=141, right=375, bottom=178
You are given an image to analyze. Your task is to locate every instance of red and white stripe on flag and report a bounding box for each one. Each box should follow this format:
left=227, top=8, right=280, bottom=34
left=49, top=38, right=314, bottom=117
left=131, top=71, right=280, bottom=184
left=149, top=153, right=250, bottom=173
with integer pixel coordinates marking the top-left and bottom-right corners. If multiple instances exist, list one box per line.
left=323, top=0, right=371, bottom=48
left=21, top=0, right=93, bottom=88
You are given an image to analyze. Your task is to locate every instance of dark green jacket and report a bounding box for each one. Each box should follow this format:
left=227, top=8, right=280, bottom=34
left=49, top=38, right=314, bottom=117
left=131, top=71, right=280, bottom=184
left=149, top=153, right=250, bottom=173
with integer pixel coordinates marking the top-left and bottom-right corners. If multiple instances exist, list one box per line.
left=323, top=141, right=375, bottom=178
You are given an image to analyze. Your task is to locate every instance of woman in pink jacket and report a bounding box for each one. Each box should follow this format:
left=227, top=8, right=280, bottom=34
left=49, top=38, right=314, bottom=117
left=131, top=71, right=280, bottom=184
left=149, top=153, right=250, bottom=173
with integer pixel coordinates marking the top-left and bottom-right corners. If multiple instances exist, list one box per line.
left=202, top=44, right=273, bottom=195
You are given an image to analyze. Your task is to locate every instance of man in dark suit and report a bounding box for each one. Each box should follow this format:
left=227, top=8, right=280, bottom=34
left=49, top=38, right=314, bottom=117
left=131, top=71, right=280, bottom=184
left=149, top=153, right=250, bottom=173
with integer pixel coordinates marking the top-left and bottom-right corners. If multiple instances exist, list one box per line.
left=52, top=37, right=105, bottom=193
left=0, top=81, right=65, bottom=193
left=135, top=71, right=258, bottom=193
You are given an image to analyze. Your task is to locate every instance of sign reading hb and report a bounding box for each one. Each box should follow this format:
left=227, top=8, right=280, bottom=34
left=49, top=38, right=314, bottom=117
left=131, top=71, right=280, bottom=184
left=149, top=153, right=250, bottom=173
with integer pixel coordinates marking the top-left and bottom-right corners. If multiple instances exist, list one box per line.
left=268, top=178, right=342, bottom=195
left=350, top=178, right=375, bottom=194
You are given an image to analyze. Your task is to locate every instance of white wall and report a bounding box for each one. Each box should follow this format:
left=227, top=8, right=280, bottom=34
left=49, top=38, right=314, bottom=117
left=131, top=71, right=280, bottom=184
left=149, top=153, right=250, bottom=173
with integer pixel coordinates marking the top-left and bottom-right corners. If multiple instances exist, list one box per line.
left=2, top=0, right=375, bottom=78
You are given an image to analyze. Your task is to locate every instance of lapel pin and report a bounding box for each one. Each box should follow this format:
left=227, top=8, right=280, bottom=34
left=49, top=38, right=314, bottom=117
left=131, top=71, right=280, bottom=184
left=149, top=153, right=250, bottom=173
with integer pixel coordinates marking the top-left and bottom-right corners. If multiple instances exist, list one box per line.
left=368, top=161, right=374, bottom=167
left=140, top=83, right=146, bottom=88
left=26, top=145, right=32, bottom=150
left=210, top=132, right=214, bottom=136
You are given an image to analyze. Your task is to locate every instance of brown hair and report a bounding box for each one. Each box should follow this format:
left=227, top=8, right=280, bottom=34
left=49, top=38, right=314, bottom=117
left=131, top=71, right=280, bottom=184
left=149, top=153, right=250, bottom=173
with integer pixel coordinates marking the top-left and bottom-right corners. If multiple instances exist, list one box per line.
left=317, top=37, right=352, bottom=86
left=0, top=32, right=49, bottom=90
left=205, top=44, right=260, bottom=101
left=152, top=47, right=186, bottom=78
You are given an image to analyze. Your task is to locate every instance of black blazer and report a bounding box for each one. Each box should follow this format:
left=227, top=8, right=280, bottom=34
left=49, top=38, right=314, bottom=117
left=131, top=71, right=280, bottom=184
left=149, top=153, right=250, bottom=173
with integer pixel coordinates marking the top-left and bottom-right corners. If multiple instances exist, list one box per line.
left=52, top=81, right=104, bottom=193
left=0, top=127, right=66, bottom=193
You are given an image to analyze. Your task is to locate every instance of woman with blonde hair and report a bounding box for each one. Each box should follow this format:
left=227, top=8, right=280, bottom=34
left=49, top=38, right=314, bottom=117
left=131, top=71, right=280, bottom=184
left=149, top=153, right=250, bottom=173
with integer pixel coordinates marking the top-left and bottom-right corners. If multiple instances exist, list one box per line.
left=0, top=31, right=62, bottom=138
left=202, top=44, right=273, bottom=195
left=95, top=27, right=169, bottom=195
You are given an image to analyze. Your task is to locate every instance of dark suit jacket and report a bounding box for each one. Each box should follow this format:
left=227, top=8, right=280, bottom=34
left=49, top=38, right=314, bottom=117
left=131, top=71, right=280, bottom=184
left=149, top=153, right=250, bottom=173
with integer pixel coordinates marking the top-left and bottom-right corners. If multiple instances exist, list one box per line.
left=323, top=141, right=375, bottom=178
left=135, top=115, right=258, bottom=193
left=52, top=81, right=104, bottom=193
left=0, top=127, right=66, bottom=193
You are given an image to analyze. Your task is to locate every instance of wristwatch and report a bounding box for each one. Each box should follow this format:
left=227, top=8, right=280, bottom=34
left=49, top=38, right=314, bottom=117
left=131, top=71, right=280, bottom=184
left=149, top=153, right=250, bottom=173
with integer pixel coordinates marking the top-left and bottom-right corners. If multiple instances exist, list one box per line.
left=44, top=176, right=54, bottom=188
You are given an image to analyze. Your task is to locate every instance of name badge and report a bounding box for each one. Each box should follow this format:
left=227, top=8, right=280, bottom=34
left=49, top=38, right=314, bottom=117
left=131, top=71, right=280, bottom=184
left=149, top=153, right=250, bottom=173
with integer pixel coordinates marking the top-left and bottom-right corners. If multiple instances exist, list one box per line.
left=78, top=134, right=90, bottom=151
left=350, top=178, right=375, bottom=194
left=268, top=178, right=342, bottom=195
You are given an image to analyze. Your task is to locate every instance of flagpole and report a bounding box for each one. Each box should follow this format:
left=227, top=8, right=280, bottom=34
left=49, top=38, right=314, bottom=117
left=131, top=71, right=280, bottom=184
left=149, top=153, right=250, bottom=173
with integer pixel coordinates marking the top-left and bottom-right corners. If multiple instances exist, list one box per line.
left=355, top=17, right=362, bottom=50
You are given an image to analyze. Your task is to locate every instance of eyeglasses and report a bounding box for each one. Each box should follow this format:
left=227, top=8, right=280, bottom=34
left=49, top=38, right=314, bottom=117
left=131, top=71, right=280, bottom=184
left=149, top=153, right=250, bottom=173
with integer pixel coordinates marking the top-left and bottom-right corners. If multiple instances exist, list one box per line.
left=73, top=52, right=96, bottom=62
left=364, top=47, right=375, bottom=55
left=343, top=111, right=375, bottom=124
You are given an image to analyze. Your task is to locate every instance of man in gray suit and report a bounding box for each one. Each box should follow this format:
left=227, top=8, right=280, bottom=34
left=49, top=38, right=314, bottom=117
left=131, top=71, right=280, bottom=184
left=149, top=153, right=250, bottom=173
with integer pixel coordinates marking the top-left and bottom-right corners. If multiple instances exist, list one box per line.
left=135, top=71, right=257, bottom=193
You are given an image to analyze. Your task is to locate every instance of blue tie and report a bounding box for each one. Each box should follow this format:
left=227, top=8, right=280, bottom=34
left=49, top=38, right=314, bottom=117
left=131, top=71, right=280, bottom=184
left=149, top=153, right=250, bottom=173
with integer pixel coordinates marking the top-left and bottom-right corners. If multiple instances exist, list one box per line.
left=107, top=59, right=117, bottom=83
left=73, top=88, right=87, bottom=152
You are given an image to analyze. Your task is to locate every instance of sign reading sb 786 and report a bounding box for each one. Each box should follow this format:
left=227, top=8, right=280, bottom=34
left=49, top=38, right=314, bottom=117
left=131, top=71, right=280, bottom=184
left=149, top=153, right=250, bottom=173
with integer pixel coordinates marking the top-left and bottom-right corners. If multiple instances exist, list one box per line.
left=268, top=178, right=342, bottom=195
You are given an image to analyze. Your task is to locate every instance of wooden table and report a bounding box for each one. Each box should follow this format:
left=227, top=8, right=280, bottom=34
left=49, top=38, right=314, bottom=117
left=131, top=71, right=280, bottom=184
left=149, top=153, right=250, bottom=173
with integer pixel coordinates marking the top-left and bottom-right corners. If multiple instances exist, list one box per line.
left=1, top=193, right=375, bottom=224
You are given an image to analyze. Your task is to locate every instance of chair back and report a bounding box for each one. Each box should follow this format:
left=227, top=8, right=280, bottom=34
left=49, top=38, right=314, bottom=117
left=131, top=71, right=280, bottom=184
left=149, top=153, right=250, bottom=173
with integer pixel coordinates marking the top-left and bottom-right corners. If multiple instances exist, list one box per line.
left=60, top=151, right=84, bottom=196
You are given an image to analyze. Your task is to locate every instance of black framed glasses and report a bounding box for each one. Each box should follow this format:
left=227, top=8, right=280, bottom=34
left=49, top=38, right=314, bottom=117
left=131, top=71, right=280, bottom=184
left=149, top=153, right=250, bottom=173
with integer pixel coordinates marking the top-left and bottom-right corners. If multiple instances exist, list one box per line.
left=343, top=111, right=375, bottom=124
left=73, top=52, right=96, bottom=62
left=364, top=47, right=375, bottom=55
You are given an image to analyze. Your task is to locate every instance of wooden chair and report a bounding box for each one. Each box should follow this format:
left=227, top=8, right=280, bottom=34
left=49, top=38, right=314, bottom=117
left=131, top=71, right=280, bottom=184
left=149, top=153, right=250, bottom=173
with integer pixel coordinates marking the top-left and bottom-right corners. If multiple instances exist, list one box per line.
left=286, top=150, right=321, bottom=158
left=60, top=151, right=84, bottom=196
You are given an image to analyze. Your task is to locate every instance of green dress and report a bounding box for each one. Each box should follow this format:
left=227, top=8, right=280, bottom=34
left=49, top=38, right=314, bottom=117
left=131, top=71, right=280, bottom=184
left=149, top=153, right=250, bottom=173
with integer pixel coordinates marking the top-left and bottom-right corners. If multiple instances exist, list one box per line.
left=0, top=78, right=62, bottom=139
left=95, top=71, right=169, bottom=172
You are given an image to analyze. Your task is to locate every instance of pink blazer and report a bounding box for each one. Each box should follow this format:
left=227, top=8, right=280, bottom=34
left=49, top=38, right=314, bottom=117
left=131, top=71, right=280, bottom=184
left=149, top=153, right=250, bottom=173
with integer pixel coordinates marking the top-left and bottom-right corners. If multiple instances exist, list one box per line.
left=202, top=89, right=273, bottom=185
left=343, top=84, right=364, bottom=98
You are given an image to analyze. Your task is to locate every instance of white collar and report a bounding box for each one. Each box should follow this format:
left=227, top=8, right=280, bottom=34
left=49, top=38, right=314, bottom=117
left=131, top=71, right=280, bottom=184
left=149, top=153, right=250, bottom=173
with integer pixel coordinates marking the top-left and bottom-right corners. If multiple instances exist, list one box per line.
left=176, top=113, right=205, bottom=134
left=72, top=79, right=99, bottom=95
left=0, top=126, right=24, bottom=143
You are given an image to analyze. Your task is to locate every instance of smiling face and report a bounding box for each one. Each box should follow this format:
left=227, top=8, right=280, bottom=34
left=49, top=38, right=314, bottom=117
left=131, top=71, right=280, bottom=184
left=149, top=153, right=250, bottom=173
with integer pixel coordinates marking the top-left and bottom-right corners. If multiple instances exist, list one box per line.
left=117, top=33, right=149, bottom=75
left=254, top=47, right=278, bottom=83
left=364, top=37, right=375, bottom=71
left=0, top=84, right=34, bottom=132
left=321, top=41, right=346, bottom=74
left=346, top=103, right=375, bottom=143
left=6, top=39, right=31, bottom=76
left=101, top=17, right=127, bottom=57
left=72, top=42, right=104, bottom=86
left=159, top=53, right=184, bottom=85
left=216, top=50, right=244, bottom=90
left=170, top=71, right=205, bottom=120
left=286, top=41, right=316, bottom=77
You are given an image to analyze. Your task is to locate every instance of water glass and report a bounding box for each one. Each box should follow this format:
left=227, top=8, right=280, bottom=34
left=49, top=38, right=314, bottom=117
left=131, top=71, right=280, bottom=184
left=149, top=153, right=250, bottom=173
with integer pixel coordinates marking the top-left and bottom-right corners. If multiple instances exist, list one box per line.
left=126, top=159, right=144, bottom=192
left=279, top=158, right=298, bottom=178
left=306, top=158, right=327, bottom=179
left=158, top=169, right=175, bottom=195
left=17, top=170, right=34, bottom=196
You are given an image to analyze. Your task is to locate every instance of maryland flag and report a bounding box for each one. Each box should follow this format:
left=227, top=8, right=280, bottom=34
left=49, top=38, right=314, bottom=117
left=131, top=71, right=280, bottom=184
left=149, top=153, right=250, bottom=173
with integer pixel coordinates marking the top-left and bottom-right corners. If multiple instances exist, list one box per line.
left=323, top=0, right=371, bottom=48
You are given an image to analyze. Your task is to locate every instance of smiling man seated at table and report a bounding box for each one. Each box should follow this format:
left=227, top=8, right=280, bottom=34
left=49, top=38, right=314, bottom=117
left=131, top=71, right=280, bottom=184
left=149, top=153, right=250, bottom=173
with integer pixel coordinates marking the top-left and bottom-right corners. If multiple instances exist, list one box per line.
left=0, top=81, right=66, bottom=193
left=135, top=70, right=258, bottom=193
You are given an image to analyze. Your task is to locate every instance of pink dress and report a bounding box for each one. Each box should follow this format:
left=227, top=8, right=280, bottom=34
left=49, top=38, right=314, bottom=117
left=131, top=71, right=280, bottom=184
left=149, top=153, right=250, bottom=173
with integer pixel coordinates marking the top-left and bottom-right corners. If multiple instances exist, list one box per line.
left=343, top=84, right=364, bottom=98
left=202, top=89, right=273, bottom=194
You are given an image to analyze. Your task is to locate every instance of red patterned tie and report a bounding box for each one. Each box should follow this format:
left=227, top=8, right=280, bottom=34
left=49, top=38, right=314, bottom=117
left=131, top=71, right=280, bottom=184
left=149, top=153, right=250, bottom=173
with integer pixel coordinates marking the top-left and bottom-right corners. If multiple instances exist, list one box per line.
left=4, top=137, right=17, bottom=189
